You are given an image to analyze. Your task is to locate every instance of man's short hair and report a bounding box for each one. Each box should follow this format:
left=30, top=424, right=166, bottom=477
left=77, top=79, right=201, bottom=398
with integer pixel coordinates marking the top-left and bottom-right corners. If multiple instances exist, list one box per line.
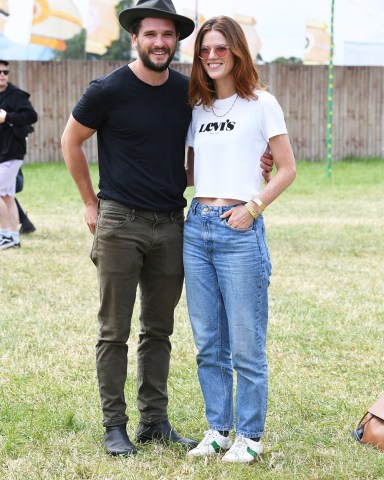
left=0, top=59, right=9, bottom=66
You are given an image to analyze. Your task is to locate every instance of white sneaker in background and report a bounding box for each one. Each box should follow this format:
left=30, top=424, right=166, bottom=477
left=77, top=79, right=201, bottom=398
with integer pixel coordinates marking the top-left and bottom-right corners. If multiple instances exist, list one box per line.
left=0, top=234, right=18, bottom=250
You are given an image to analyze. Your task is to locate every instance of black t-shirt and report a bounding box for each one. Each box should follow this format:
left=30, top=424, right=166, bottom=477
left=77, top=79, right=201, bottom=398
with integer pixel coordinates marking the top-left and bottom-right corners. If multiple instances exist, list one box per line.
left=72, top=65, right=191, bottom=211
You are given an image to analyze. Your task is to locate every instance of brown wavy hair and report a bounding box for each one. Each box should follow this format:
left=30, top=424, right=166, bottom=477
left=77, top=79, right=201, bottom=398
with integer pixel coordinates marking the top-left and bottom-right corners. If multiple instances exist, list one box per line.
left=189, top=16, right=264, bottom=108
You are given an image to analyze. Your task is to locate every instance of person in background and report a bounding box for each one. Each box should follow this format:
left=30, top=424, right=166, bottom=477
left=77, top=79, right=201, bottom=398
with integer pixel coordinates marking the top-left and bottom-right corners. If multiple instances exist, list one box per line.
left=0, top=59, right=38, bottom=250
left=15, top=168, right=36, bottom=234
left=184, top=16, right=296, bottom=463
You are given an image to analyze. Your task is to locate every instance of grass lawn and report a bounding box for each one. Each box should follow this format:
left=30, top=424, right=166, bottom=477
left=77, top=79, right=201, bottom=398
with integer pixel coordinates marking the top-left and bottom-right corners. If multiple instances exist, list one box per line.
left=1, top=159, right=383, bottom=479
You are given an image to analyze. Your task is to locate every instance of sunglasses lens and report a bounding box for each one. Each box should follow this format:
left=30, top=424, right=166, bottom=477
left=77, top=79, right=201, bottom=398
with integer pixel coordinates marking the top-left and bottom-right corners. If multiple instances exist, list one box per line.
left=0, top=70, right=9, bottom=75
left=199, top=47, right=210, bottom=59
left=216, top=46, right=228, bottom=57
left=199, top=46, right=228, bottom=59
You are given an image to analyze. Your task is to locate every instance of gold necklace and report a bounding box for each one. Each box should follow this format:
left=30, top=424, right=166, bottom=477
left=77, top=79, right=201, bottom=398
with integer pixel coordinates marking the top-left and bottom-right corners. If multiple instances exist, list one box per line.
left=211, top=94, right=238, bottom=118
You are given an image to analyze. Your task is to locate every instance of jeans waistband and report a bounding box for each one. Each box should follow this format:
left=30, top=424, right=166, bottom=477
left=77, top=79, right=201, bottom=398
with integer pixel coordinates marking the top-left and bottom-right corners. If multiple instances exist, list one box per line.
left=99, top=199, right=183, bottom=219
left=190, top=198, right=244, bottom=217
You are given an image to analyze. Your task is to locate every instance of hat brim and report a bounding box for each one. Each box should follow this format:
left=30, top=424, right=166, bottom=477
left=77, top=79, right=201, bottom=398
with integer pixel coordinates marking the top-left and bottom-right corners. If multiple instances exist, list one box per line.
left=119, top=8, right=195, bottom=40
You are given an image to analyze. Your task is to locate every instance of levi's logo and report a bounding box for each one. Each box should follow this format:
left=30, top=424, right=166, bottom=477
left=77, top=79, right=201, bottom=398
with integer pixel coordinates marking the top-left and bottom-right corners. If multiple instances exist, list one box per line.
left=198, top=119, right=236, bottom=133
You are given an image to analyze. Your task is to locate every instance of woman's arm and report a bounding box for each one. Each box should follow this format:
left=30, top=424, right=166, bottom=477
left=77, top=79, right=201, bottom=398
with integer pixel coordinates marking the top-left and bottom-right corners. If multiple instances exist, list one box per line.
left=221, top=134, right=296, bottom=229
left=254, top=133, right=296, bottom=207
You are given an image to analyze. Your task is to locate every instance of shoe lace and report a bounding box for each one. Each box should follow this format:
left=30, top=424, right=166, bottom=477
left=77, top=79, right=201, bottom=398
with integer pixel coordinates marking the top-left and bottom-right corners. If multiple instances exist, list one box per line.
left=201, top=429, right=219, bottom=445
left=231, top=435, right=248, bottom=454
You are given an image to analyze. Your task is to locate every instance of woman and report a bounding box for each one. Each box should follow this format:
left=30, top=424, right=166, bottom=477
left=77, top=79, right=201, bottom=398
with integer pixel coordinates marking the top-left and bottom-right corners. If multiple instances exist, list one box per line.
left=183, top=16, right=296, bottom=463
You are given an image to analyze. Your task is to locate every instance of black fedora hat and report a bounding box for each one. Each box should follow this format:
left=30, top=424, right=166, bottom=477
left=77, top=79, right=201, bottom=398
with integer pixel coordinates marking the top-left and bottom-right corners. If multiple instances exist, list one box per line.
left=119, top=0, right=195, bottom=40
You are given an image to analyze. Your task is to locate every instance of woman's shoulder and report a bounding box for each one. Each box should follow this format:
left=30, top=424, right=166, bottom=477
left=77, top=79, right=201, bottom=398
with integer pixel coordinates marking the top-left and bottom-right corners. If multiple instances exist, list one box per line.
left=251, top=90, right=283, bottom=112
left=192, top=101, right=206, bottom=113
left=254, top=89, right=277, bottom=103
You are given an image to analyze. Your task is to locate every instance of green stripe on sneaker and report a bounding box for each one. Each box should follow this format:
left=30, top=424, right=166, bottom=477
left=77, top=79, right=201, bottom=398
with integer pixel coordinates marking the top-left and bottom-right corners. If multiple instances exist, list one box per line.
left=246, top=446, right=257, bottom=458
left=211, top=441, right=222, bottom=453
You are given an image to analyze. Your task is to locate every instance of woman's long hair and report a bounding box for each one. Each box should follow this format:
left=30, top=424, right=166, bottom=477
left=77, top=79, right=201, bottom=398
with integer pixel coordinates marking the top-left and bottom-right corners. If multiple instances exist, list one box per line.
left=189, top=16, right=264, bottom=108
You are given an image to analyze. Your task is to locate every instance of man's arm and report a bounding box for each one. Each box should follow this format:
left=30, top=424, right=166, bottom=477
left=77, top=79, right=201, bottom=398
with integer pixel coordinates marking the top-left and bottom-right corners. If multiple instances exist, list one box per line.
left=61, top=114, right=98, bottom=234
left=261, top=150, right=274, bottom=183
left=185, top=147, right=194, bottom=187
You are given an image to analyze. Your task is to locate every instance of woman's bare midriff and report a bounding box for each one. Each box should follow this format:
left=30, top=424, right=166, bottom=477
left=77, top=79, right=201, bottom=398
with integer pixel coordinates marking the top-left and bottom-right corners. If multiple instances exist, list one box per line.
left=196, top=197, right=244, bottom=206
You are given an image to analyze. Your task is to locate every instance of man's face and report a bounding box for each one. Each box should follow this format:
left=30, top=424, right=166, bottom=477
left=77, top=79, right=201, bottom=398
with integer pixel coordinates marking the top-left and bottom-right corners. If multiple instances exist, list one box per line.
left=132, top=17, right=179, bottom=72
left=0, top=63, right=9, bottom=91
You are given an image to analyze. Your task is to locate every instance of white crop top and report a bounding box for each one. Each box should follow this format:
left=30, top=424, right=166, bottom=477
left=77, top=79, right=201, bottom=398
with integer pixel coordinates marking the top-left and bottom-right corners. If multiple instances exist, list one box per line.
left=186, top=90, right=288, bottom=201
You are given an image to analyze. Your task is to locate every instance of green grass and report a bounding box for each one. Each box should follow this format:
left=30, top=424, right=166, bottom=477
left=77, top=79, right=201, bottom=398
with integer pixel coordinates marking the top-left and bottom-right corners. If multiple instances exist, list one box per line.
left=1, top=158, right=383, bottom=479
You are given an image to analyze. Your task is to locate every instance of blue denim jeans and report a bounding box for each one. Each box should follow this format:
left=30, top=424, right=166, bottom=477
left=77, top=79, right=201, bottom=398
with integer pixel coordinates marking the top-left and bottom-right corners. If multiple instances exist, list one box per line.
left=183, top=199, right=272, bottom=438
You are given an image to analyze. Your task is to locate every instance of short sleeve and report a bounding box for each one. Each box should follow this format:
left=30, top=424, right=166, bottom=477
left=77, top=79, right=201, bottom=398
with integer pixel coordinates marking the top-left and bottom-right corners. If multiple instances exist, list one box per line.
left=260, top=93, right=288, bottom=142
left=72, top=80, right=105, bottom=130
left=186, top=108, right=198, bottom=147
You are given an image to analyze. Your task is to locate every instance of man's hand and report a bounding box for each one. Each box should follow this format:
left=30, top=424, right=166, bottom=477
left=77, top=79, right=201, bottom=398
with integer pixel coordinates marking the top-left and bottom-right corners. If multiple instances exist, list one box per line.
left=85, top=201, right=98, bottom=235
left=261, top=151, right=274, bottom=183
left=0, top=109, right=7, bottom=123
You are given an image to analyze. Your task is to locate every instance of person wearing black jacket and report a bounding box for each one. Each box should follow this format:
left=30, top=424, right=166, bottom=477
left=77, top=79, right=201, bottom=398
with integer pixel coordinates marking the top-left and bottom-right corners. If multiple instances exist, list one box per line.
left=0, top=59, right=38, bottom=250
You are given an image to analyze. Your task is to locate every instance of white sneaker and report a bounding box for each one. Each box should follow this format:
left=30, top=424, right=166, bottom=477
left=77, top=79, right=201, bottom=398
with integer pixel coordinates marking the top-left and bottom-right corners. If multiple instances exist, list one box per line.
left=222, top=435, right=263, bottom=464
left=187, top=430, right=232, bottom=457
left=0, top=234, right=19, bottom=250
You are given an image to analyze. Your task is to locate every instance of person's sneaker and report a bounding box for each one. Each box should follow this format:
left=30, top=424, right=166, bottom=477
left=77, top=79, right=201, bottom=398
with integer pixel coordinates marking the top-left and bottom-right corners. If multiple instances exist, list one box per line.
left=187, top=429, right=232, bottom=457
left=19, top=216, right=36, bottom=234
left=0, top=235, right=19, bottom=250
left=222, top=435, right=263, bottom=464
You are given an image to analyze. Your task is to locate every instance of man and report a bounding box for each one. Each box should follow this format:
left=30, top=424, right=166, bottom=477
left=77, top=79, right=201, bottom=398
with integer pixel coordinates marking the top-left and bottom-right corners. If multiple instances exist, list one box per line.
left=61, top=0, right=273, bottom=457
left=0, top=59, right=38, bottom=250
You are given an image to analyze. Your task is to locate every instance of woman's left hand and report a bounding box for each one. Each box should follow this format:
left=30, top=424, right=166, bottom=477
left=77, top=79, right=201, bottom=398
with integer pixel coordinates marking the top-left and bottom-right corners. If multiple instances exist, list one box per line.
left=220, top=205, right=254, bottom=229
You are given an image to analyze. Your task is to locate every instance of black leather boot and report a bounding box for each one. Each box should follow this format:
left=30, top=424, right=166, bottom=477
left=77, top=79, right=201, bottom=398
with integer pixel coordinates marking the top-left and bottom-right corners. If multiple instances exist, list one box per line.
left=104, top=424, right=138, bottom=456
left=136, top=420, right=198, bottom=449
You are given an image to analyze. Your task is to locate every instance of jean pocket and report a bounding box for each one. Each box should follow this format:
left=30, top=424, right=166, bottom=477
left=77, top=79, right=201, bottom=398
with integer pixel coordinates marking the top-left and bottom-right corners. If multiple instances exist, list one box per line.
left=98, top=210, right=131, bottom=229
left=223, top=219, right=253, bottom=232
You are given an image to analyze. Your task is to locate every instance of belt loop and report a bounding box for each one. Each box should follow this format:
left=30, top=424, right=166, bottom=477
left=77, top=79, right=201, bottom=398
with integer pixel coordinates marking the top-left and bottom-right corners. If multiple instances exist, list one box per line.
left=170, top=211, right=174, bottom=221
left=192, top=199, right=197, bottom=214
left=154, top=211, right=158, bottom=221
left=131, top=208, right=135, bottom=221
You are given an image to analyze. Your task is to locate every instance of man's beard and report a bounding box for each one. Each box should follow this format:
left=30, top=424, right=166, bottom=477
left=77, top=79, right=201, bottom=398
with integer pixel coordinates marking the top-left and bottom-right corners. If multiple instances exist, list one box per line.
left=137, top=42, right=176, bottom=72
